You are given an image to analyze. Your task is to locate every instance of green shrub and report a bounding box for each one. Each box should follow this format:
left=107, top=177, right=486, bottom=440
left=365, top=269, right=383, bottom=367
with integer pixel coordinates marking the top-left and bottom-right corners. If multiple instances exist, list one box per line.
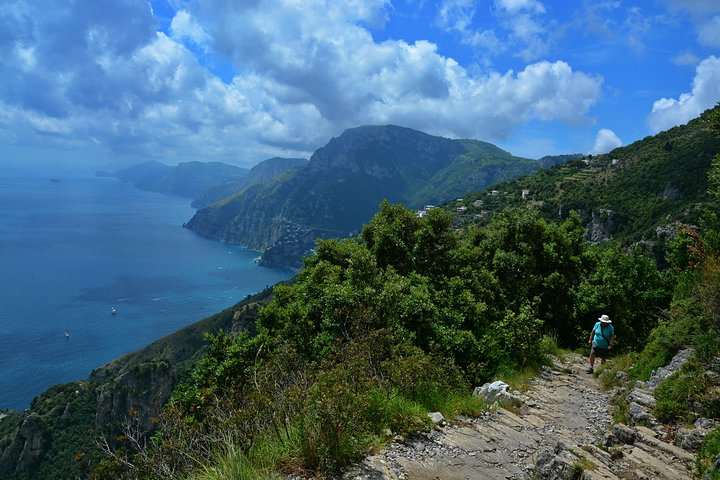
left=654, top=399, right=688, bottom=423
left=697, top=427, right=720, bottom=479
left=539, top=332, right=562, bottom=356
left=364, top=390, right=431, bottom=436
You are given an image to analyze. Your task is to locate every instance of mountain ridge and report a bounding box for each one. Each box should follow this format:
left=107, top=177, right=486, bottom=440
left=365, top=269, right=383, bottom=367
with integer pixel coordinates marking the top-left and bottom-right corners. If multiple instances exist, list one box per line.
left=98, top=160, right=248, bottom=199
left=187, top=124, right=540, bottom=268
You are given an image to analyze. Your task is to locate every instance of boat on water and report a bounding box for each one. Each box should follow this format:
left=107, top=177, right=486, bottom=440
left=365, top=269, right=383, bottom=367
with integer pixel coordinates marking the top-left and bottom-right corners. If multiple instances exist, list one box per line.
left=111, top=307, right=117, bottom=316
left=64, top=330, right=70, bottom=339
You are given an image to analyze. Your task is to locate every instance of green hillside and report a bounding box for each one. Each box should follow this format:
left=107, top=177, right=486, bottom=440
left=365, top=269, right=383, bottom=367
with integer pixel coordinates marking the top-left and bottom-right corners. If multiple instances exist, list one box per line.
left=450, top=109, right=720, bottom=246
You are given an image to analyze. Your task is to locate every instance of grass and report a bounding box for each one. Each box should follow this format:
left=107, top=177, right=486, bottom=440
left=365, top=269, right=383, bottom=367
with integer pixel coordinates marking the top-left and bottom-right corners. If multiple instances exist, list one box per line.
left=653, top=357, right=720, bottom=422
left=495, top=333, right=569, bottom=393
left=498, top=367, right=540, bottom=393
left=190, top=387, right=488, bottom=480
left=571, top=455, right=595, bottom=477
left=193, top=431, right=294, bottom=480
left=425, top=391, right=487, bottom=418
left=589, top=354, right=636, bottom=424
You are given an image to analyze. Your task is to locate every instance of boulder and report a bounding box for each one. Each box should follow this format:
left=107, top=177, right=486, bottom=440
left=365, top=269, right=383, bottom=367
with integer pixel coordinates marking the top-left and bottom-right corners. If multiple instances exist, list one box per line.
left=473, top=381, right=522, bottom=406
left=534, top=445, right=583, bottom=480
left=427, top=412, right=446, bottom=426
left=676, top=427, right=707, bottom=451
left=626, top=387, right=656, bottom=409
left=628, top=401, right=657, bottom=426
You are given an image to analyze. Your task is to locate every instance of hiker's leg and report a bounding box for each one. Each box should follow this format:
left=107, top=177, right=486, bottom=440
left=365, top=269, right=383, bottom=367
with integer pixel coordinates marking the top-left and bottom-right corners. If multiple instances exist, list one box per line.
left=589, top=351, right=595, bottom=369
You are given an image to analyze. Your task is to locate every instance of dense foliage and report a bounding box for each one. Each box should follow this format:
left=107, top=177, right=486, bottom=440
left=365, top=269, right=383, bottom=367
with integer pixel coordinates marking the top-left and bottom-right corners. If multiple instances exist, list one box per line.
left=95, top=197, right=677, bottom=478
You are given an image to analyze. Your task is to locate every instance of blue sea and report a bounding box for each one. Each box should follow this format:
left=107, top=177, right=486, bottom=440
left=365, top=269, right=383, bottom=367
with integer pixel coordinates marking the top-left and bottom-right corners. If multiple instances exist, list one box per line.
left=0, top=166, right=293, bottom=411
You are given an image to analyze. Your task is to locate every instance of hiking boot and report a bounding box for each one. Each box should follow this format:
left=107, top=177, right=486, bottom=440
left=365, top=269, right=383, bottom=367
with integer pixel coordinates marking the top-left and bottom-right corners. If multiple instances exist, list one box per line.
left=586, top=367, right=594, bottom=374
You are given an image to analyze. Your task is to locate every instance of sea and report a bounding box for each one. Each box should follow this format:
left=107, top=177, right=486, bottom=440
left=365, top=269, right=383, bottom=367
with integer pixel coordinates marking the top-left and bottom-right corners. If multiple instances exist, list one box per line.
left=0, top=165, right=293, bottom=411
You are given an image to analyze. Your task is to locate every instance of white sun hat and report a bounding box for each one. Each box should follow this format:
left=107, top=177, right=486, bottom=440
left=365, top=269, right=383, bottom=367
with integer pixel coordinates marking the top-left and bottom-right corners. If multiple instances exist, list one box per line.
left=598, top=314, right=612, bottom=324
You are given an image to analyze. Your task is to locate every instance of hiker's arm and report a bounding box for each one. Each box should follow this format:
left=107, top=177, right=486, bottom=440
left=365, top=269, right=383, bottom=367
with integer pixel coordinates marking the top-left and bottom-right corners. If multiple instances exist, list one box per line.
left=609, top=335, right=616, bottom=348
left=588, top=328, right=594, bottom=345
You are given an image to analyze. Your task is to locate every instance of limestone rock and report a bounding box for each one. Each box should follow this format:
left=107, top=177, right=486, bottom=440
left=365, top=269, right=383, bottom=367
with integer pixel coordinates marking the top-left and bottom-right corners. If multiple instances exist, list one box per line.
left=231, top=303, right=259, bottom=335
left=646, top=349, right=694, bottom=389
left=0, top=413, right=51, bottom=476
left=585, top=208, right=615, bottom=243
left=534, top=447, right=580, bottom=480
left=427, top=412, right=445, bottom=426
left=676, top=427, right=707, bottom=451
left=626, top=387, right=656, bottom=409
left=610, top=424, right=637, bottom=445
left=676, top=418, right=719, bottom=452
left=473, top=380, right=522, bottom=406
left=16, top=414, right=49, bottom=472
left=95, top=360, right=175, bottom=435
left=628, top=401, right=657, bottom=426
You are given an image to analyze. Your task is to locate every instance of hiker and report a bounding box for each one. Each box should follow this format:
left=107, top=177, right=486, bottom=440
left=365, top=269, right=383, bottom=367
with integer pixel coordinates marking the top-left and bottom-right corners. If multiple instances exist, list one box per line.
left=587, top=314, right=615, bottom=374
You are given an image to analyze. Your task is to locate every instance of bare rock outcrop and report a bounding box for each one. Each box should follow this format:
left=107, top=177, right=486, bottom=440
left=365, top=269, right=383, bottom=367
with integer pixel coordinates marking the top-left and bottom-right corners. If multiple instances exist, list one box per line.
left=0, top=413, right=50, bottom=477
left=95, top=360, right=175, bottom=435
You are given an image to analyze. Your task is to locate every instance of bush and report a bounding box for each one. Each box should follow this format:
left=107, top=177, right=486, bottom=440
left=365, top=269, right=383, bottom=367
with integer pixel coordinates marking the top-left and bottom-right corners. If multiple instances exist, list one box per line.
left=697, top=427, right=720, bottom=479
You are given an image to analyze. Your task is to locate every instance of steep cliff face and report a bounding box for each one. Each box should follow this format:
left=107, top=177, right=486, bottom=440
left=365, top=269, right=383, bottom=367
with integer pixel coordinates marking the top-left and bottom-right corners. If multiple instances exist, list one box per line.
left=186, top=125, right=537, bottom=268
left=0, top=413, right=49, bottom=477
left=95, top=360, right=175, bottom=435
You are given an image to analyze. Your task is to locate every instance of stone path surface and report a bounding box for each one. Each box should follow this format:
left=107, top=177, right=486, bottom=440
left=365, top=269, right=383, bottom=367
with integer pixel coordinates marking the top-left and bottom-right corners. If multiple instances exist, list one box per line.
left=343, top=354, right=697, bottom=480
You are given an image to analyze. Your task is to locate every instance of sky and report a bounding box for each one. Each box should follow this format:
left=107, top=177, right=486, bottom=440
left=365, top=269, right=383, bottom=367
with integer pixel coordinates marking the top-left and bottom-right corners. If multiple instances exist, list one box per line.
left=1, top=0, right=720, bottom=169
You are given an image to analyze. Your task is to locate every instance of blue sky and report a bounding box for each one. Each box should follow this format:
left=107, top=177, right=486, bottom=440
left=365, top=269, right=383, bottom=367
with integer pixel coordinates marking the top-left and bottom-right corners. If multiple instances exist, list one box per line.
left=1, top=0, right=719, bottom=169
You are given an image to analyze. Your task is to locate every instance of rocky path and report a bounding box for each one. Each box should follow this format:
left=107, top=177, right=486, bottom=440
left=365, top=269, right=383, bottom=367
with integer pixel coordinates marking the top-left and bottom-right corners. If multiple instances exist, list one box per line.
left=344, top=353, right=697, bottom=480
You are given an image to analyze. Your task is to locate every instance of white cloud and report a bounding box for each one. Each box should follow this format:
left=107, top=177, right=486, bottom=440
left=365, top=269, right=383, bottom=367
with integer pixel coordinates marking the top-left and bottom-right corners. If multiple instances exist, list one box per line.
left=170, top=10, right=210, bottom=47
left=492, top=0, right=551, bottom=60
left=661, top=0, right=720, bottom=14
left=592, top=129, right=622, bottom=154
left=698, top=16, right=720, bottom=47
left=198, top=0, right=601, bottom=139
left=436, top=0, right=550, bottom=60
left=494, top=0, right=546, bottom=15
left=647, top=55, right=720, bottom=133
left=672, top=50, right=700, bottom=67
left=0, top=0, right=603, bottom=166
left=660, top=1, right=720, bottom=49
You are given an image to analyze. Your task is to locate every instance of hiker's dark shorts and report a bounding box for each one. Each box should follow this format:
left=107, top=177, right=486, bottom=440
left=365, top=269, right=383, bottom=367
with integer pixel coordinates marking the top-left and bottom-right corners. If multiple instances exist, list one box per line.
left=591, top=342, right=610, bottom=358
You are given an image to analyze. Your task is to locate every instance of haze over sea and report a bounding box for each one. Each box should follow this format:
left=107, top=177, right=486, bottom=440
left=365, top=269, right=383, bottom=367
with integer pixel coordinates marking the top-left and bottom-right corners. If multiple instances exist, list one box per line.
left=0, top=164, right=292, bottom=411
